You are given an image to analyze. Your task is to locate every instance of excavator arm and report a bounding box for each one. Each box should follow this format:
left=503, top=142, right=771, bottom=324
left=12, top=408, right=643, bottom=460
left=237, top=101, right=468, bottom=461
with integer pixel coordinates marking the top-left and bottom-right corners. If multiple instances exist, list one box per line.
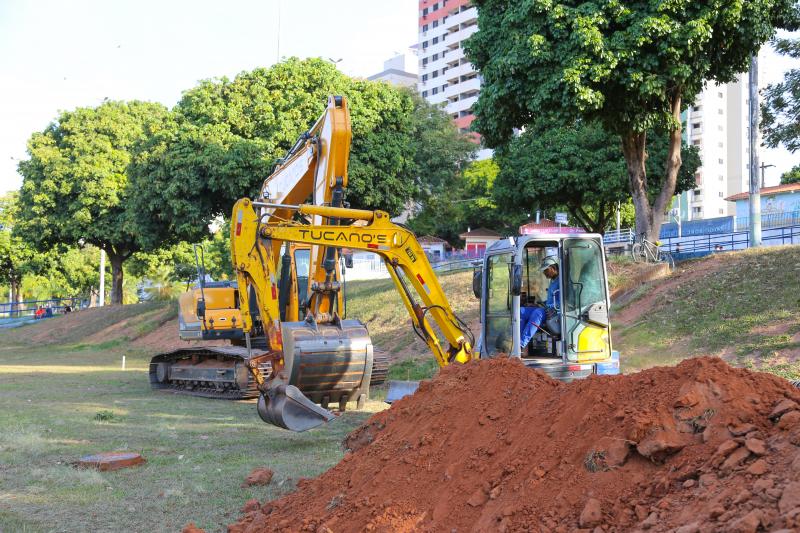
left=246, top=202, right=476, bottom=367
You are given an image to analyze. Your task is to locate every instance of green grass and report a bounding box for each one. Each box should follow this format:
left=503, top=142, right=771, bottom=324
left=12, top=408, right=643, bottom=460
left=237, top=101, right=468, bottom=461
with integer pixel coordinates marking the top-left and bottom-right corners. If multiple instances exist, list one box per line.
left=615, top=246, right=800, bottom=374
left=0, top=342, right=383, bottom=532
left=387, top=357, right=440, bottom=381
left=346, top=269, right=479, bottom=359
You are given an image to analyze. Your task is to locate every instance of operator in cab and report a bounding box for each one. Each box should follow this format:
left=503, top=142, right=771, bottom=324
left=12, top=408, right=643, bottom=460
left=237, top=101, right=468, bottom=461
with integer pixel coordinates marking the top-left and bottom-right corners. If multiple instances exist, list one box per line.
left=520, top=256, right=560, bottom=348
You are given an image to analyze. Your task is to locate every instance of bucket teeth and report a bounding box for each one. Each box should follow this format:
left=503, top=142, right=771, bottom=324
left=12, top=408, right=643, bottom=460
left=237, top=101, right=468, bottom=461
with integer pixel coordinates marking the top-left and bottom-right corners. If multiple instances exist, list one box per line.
left=257, top=384, right=336, bottom=432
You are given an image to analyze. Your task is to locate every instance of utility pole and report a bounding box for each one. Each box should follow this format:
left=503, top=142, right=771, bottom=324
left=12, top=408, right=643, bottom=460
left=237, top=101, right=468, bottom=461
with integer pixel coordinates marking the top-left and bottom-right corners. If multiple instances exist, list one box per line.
left=760, top=162, right=775, bottom=189
left=748, top=53, right=762, bottom=247
left=98, top=249, right=106, bottom=306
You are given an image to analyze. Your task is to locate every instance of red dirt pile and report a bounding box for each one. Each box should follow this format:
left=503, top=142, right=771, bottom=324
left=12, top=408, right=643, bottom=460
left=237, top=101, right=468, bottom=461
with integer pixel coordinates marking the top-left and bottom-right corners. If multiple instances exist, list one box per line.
left=242, top=467, right=275, bottom=488
left=221, top=357, right=800, bottom=532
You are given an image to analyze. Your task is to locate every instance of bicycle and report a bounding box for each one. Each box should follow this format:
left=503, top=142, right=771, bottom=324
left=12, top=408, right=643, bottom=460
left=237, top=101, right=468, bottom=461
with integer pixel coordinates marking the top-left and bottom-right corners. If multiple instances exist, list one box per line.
left=631, top=233, right=673, bottom=267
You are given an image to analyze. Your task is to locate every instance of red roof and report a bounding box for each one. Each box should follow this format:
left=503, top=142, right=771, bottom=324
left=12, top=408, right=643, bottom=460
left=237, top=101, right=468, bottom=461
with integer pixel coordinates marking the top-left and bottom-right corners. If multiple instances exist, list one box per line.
left=418, top=235, right=449, bottom=245
left=725, top=183, right=800, bottom=201
left=519, top=218, right=559, bottom=230
left=459, top=227, right=502, bottom=239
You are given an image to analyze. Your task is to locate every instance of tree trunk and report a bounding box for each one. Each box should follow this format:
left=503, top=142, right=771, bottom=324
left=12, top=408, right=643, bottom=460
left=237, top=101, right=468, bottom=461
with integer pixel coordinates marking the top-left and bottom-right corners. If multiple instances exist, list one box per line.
left=652, top=93, right=683, bottom=242
left=620, top=131, right=653, bottom=241
left=620, top=92, right=684, bottom=243
left=10, top=278, right=21, bottom=317
left=108, top=252, right=125, bottom=305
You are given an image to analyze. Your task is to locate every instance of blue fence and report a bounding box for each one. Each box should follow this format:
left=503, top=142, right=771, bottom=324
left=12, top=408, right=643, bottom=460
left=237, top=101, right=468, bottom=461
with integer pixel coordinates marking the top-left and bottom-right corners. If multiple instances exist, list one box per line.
left=0, top=297, right=83, bottom=319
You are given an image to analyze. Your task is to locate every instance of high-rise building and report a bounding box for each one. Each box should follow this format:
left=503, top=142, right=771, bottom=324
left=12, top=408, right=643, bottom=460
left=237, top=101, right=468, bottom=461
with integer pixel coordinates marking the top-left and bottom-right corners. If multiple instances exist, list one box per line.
left=417, top=1, right=491, bottom=158
left=675, top=51, right=769, bottom=221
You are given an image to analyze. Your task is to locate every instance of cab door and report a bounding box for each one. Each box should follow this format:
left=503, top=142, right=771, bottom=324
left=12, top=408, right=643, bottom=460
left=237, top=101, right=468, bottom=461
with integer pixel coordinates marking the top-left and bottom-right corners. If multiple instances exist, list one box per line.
left=482, top=251, right=515, bottom=356
left=562, top=238, right=611, bottom=362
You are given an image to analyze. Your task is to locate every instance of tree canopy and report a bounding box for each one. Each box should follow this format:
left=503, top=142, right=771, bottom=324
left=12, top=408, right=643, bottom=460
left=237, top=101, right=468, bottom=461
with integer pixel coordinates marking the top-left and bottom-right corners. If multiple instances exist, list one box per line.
left=779, top=164, right=800, bottom=184
left=408, top=159, right=520, bottom=244
left=763, top=38, right=800, bottom=153
left=465, top=0, right=798, bottom=240
left=130, top=58, right=475, bottom=245
left=493, top=122, right=700, bottom=233
left=16, top=100, right=171, bottom=303
left=0, top=192, right=34, bottom=305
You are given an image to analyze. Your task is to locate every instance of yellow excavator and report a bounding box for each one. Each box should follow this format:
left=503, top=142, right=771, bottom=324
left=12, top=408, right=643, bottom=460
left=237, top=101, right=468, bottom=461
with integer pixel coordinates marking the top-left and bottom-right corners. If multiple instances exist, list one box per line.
left=150, top=96, right=387, bottom=405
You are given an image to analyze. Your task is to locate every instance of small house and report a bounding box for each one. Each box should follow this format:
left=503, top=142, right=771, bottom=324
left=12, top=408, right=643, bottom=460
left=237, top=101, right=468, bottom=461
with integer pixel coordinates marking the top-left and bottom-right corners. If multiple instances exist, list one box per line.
left=459, top=227, right=501, bottom=258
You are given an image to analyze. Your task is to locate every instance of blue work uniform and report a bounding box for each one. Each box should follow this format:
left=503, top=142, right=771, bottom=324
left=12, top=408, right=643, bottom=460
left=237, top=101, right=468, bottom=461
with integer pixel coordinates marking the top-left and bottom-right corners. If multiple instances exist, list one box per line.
left=519, top=276, right=560, bottom=348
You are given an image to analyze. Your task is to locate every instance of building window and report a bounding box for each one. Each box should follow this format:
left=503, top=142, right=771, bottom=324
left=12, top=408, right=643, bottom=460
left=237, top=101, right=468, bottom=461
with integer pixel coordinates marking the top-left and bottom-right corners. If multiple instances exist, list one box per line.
left=433, top=36, right=439, bottom=44
left=692, top=140, right=701, bottom=146
left=694, top=189, right=702, bottom=196
left=433, top=2, right=439, bottom=10
left=719, top=175, right=724, bottom=181
left=423, top=7, right=428, bottom=16
left=422, top=74, right=428, bottom=82
left=432, top=53, right=439, bottom=61
left=433, top=20, right=439, bottom=28
left=718, top=158, right=724, bottom=164
left=423, top=40, right=428, bottom=49
left=718, top=125, right=724, bottom=131
left=432, top=70, right=439, bottom=78
left=692, top=122, right=701, bottom=130
left=718, top=142, right=724, bottom=148
left=718, top=91, right=724, bottom=98
left=432, top=87, right=439, bottom=95
left=422, top=91, right=428, bottom=98
left=423, top=24, right=429, bottom=32
left=422, top=57, right=428, bottom=66
left=719, top=192, right=724, bottom=197
left=719, top=209, right=724, bottom=214
left=718, top=109, right=724, bottom=115
left=693, top=207, right=702, bottom=215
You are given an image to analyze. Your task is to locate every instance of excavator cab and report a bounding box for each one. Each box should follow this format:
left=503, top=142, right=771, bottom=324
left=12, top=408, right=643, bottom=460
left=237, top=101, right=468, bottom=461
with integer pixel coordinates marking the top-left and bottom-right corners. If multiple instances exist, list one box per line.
left=475, top=233, right=619, bottom=380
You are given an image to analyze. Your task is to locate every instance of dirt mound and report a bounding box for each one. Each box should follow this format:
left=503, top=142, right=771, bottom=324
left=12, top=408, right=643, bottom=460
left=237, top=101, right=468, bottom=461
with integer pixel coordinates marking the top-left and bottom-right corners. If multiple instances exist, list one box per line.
left=218, top=356, right=800, bottom=532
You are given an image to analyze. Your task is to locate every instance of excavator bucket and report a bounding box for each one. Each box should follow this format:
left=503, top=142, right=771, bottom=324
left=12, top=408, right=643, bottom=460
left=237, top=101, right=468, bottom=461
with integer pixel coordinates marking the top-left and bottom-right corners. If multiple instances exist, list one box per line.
left=257, top=385, right=336, bottom=432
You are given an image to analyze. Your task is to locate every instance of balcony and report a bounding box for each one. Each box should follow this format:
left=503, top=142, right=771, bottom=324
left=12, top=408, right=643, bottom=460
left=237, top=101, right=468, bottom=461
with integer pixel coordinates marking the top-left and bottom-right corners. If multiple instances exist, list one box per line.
left=444, top=6, right=477, bottom=31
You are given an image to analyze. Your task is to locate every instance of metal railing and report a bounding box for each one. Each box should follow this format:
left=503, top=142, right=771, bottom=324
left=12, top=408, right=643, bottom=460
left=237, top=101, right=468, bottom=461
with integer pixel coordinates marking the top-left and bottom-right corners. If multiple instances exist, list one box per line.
left=734, top=210, right=800, bottom=232
left=603, top=228, right=634, bottom=245
left=0, top=297, right=83, bottom=319
left=665, top=224, right=800, bottom=254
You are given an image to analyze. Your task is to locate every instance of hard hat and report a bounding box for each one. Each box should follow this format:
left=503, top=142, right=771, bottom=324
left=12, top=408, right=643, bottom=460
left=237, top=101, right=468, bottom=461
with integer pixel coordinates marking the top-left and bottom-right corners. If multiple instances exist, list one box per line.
left=539, top=255, right=559, bottom=272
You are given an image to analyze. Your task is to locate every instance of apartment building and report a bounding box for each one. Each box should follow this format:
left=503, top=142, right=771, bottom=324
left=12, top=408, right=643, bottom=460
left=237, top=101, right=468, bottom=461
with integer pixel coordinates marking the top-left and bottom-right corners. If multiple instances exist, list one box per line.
left=417, top=0, right=493, bottom=158
left=675, top=51, right=770, bottom=221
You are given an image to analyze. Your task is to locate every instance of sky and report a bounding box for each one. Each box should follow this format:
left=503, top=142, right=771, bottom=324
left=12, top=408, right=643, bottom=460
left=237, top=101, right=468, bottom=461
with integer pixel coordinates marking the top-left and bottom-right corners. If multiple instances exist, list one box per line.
left=0, top=0, right=417, bottom=193
left=0, top=1, right=797, bottom=194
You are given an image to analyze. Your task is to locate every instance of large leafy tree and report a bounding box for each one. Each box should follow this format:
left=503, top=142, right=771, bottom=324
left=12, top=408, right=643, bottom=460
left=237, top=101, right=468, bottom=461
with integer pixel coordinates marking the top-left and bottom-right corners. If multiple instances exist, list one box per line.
left=409, top=159, right=520, bottom=244
left=0, top=193, right=34, bottom=306
left=493, top=122, right=701, bottom=234
left=130, top=58, right=474, bottom=245
left=779, top=164, right=800, bottom=184
left=16, top=100, right=171, bottom=304
left=763, top=38, right=800, bottom=153
left=466, top=0, right=798, bottom=240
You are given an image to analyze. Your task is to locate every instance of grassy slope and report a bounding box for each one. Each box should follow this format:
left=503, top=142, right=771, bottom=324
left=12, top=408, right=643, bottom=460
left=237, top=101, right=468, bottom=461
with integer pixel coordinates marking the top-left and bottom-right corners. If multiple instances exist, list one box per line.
left=614, top=246, right=800, bottom=377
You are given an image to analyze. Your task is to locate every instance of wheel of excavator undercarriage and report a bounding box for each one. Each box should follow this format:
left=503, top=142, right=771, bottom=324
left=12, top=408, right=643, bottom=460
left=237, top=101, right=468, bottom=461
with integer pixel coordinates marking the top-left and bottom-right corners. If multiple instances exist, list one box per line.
left=339, top=397, right=347, bottom=412
left=356, top=394, right=366, bottom=410
left=321, top=395, right=330, bottom=409
left=155, top=363, right=169, bottom=383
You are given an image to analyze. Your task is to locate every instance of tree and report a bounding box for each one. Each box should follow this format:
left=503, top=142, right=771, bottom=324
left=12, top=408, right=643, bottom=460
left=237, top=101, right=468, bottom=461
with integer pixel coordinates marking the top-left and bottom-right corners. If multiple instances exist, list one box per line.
left=465, top=0, right=798, bottom=240
left=779, top=164, right=800, bottom=184
left=493, top=121, right=701, bottom=234
left=763, top=38, right=800, bottom=152
left=0, top=193, right=34, bottom=307
left=408, top=159, right=520, bottom=243
left=17, top=100, right=171, bottom=304
left=129, top=58, right=474, bottom=245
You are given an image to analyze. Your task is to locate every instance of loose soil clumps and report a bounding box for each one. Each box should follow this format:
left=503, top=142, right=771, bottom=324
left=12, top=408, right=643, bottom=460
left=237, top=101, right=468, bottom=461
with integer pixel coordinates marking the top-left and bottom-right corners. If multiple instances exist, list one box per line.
left=222, top=357, right=800, bottom=532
